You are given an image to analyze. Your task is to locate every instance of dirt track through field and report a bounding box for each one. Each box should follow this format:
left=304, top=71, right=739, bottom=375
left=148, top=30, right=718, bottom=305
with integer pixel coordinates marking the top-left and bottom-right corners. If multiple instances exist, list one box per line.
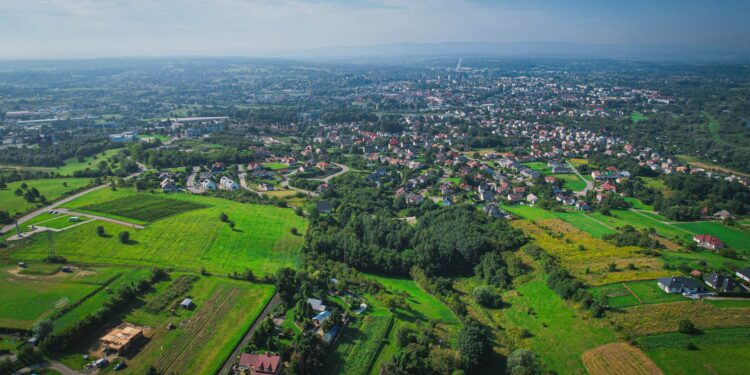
left=154, top=286, right=241, bottom=373
left=583, top=342, right=663, bottom=375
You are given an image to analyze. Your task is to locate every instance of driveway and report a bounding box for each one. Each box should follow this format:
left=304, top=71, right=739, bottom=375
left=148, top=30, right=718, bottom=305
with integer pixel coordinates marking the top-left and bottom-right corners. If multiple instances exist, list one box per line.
left=13, top=360, right=84, bottom=375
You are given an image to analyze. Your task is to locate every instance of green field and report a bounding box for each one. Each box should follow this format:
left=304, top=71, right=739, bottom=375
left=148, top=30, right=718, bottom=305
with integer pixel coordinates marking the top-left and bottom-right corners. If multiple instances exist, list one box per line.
left=368, top=275, right=460, bottom=325
left=262, top=162, right=289, bottom=170
left=81, top=194, right=206, bottom=222
left=54, top=149, right=123, bottom=176
left=522, top=162, right=550, bottom=173
left=673, top=221, right=750, bottom=254
left=11, top=190, right=307, bottom=276
left=638, top=327, right=750, bottom=375
left=326, top=315, right=393, bottom=375
left=552, top=173, right=587, bottom=191
left=631, top=111, right=647, bottom=123
left=500, top=280, right=616, bottom=374
left=0, top=263, right=122, bottom=330
left=19, top=213, right=85, bottom=231
left=0, top=178, right=91, bottom=215
left=501, top=204, right=616, bottom=238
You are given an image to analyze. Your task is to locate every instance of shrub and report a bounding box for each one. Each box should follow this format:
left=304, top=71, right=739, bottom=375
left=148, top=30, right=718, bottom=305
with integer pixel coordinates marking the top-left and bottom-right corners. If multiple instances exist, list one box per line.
left=679, top=319, right=696, bottom=334
left=118, top=231, right=130, bottom=243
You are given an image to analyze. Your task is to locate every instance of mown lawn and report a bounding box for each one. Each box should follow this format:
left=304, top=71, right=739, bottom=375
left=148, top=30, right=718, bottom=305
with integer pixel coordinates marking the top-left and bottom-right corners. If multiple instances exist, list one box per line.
left=590, top=280, right=685, bottom=309
left=261, top=162, right=289, bottom=170
left=500, top=280, right=616, bottom=374
left=522, top=162, right=550, bottom=173
left=0, top=178, right=92, bottom=216
left=638, top=327, right=750, bottom=375
left=0, top=263, right=122, bottom=330
left=551, top=173, right=587, bottom=191
left=11, top=190, right=307, bottom=276
left=630, top=111, right=647, bottom=123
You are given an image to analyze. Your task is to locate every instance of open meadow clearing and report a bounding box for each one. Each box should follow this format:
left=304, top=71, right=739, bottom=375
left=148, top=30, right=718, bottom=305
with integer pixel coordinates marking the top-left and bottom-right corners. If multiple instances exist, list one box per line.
left=582, top=342, right=662, bottom=375
left=0, top=178, right=92, bottom=216
left=261, top=162, right=289, bottom=170
left=0, top=263, right=125, bottom=330
left=513, top=219, right=669, bottom=285
left=637, top=328, right=750, bottom=375
left=499, top=280, right=616, bottom=374
left=10, top=190, right=307, bottom=275
left=552, top=173, right=587, bottom=191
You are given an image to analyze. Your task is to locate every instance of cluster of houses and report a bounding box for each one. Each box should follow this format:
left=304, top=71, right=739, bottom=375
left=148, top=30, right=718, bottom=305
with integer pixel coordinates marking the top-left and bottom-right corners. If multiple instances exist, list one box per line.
left=658, top=267, right=750, bottom=296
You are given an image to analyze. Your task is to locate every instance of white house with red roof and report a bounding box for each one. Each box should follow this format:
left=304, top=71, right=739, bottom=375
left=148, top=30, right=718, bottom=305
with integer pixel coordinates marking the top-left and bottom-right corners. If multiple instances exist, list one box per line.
left=693, top=234, right=725, bottom=250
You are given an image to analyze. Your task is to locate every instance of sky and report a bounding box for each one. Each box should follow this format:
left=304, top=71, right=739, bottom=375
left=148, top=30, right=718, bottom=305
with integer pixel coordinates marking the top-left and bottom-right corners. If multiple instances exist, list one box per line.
left=1, top=0, right=749, bottom=59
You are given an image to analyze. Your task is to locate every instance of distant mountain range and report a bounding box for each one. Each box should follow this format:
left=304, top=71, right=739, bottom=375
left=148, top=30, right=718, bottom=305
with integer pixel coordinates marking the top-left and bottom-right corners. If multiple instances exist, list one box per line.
left=264, top=41, right=750, bottom=63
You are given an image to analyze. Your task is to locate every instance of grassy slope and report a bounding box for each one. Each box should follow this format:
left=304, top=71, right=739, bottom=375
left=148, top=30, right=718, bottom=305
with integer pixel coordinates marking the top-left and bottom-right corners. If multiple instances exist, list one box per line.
left=55, top=149, right=123, bottom=176
left=673, top=221, right=750, bottom=254
left=500, top=280, right=616, bottom=374
left=11, top=189, right=307, bottom=275
left=0, top=178, right=91, bottom=215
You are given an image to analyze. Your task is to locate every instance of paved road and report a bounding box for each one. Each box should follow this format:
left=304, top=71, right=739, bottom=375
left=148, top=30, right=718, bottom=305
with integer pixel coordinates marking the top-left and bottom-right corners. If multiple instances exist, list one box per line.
left=237, top=164, right=249, bottom=190
left=0, top=184, right=107, bottom=234
left=311, top=163, right=349, bottom=183
left=13, top=360, right=84, bottom=375
left=56, top=208, right=145, bottom=229
left=217, top=293, right=281, bottom=375
left=568, top=160, right=594, bottom=197
left=186, top=166, right=201, bottom=193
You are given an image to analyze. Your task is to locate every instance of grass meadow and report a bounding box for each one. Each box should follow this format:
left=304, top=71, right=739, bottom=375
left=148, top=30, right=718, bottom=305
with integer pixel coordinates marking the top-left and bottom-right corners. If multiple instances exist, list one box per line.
left=608, top=300, right=750, bottom=336
left=590, top=280, right=685, bottom=309
left=54, top=148, right=123, bottom=176
left=0, top=263, right=125, bottom=330
left=11, top=189, right=307, bottom=276
left=499, top=280, right=616, bottom=374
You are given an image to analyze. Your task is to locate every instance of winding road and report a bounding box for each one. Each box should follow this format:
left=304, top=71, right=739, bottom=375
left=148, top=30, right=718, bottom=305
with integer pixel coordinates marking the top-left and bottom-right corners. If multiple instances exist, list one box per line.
left=568, top=160, right=594, bottom=197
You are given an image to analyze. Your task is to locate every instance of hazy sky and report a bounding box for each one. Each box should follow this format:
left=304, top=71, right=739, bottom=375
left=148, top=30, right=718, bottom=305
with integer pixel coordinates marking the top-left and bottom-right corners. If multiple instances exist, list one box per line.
left=1, top=0, right=749, bottom=59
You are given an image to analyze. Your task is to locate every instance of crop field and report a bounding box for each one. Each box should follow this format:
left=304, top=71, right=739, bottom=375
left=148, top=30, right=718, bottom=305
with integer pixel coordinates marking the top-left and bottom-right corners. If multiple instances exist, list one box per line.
left=0, top=263, right=122, bottom=330
left=590, top=281, right=685, bottom=309
left=499, top=280, right=616, bottom=374
left=325, top=315, right=393, bottom=375
left=80, top=194, right=207, bottom=222
left=608, top=301, right=750, bottom=336
left=0, top=178, right=91, bottom=216
left=637, top=328, right=750, bottom=375
left=55, top=148, right=123, bottom=176
left=513, top=219, right=669, bottom=285
left=11, top=190, right=307, bottom=276
left=582, top=342, right=662, bottom=375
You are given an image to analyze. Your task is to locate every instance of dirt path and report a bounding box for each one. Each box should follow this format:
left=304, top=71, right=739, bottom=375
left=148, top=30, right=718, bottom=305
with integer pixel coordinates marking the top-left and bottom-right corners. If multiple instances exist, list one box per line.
left=628, top=209, right=694, bottom=234
left=56, top=208, right=145, bottom=229
left=13, top=360, right=84, bottom=375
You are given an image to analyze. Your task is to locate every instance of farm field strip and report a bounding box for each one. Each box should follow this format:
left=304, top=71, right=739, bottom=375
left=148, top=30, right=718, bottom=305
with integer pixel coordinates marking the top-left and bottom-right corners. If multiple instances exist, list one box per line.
left=80, top=194, right=207, bottom=222
left=582, top=342, right=662, bottom=375
left=327, top=315, right=393, bottom=375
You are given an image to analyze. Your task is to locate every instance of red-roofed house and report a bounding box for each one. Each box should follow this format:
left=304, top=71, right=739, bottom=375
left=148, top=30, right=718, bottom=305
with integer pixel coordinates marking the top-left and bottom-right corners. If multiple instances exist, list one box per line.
left=238, top=353, right=282, bottom=375
left=601, top=181, right=617, bottom=192
left=693, top=234, right=724, bottom=250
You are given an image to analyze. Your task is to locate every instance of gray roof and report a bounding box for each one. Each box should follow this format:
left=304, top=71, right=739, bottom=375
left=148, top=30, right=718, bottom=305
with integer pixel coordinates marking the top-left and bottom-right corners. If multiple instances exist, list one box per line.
left=704, top=273, right=741, bottom=293
left=659, top=276, right=703, bottom=290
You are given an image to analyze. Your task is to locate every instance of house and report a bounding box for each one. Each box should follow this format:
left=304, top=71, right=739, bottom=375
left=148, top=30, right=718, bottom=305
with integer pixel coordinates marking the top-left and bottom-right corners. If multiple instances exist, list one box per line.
left=316, top=201, right=332, bottom=214
left=306, top=298, right=327, bottom=312
left=703, top=272, right=742, bottom=293
left=201, top=179, right=217, bottom=191
left=526, top=194, right=538, bottom=205
left=258, top=183, right=274, bottom=191
left=219, top=176, right=240, bottom=190
left=713, top=210, right=732, bottom=220
left=405, top=193, right=424, bottom=205
left=109, top=131, right=138, bottom=142
left=100, top=324, right=144, bottom=353
left=160, top=178, right=177, bottom=192
left=575, top=201, right=592, bottom=212
left=478, top=184, right=495, bottom=202
left=506, top=193, right=523, bottom=203
left=238, top=353, right=282, bottom=375
left=312, top=310, right=331, bottom=327
left=658, top=276, right=705, bottom=294
left=180, top=298, right=194, bottom=309
left=600, top=181, right=617, bottom=192
left=693, top=234, right=724, bottom=250
left=737, top=268, right=750, bottom=283
left=483, top=204, right=505, bottom=218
